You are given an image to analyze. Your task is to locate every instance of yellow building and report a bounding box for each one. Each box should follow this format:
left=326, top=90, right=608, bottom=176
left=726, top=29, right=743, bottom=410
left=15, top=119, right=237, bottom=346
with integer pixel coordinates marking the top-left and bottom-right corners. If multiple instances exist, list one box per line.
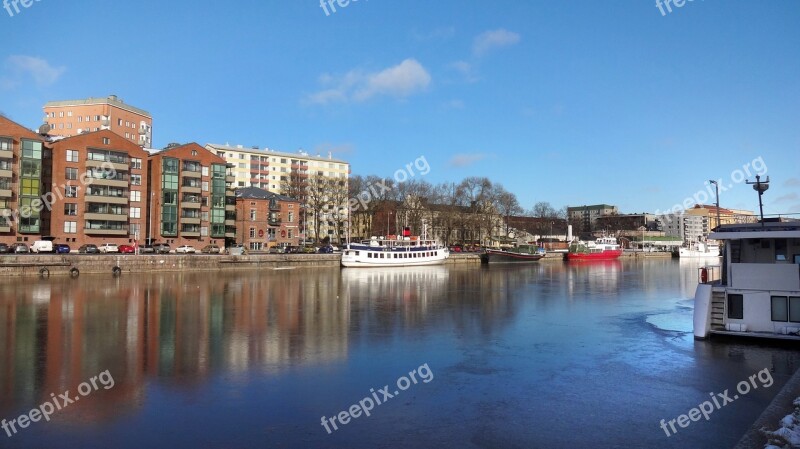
left=688, top=204, right=757, bottom=230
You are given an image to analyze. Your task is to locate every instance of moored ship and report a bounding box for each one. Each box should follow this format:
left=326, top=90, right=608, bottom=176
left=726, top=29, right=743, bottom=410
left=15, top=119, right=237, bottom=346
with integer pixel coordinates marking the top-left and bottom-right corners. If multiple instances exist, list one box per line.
left=565, top=237, right=623, bottom=261
left=481, top=245, right=546, bottom=263
left=677, top=242, right=721, bottom=258
left=341, top=232, right=449, bottom=267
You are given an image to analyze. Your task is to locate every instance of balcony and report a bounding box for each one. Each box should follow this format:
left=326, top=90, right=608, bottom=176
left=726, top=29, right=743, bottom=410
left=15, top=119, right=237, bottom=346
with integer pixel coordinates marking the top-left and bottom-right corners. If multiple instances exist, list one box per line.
left=0, top=189, right=12, bottom=198
left=86, top=159, right=128, bottom=173
left=85, top=228, right=128, bottom=236
left=225, top=204, right=236, bottom=212
left=0, top=149, right=12, bottom=160
left=89, top=177, right=128, bottom=188
left=85, top=213, right=128, bottom=222
left=182, top=185, right=202, bottom=194
left=226, top=176, right=236, bottom=183
left=181, top=201, right=201, bottom=209
left=85, top=195, right=128, bottom=205
left=181, top=217, right=201, bottom=225
left=0, top=224, right=10, bottom=233
left=182, top=170, right=201, bottom=179
left=268, top=217, right=281, bottom=226
left=225, top=219, right=235, bottom=226
left=181, top=232, right=200, bottom=237
left=0, top=169, right=11, bottom=179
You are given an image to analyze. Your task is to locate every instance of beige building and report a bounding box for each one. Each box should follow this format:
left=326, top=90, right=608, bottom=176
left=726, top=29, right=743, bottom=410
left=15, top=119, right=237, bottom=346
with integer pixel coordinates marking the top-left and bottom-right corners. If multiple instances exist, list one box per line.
left=204, top=143, right=349, bottom=192
left=43, top=95, right=153, bottom=147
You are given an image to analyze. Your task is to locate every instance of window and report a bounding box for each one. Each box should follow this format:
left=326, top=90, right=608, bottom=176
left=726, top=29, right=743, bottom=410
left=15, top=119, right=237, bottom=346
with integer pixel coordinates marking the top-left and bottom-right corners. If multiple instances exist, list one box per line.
left=288, top=212, right=294, bottom=222
left=130, top=207, right=141, bottom=219
left=131, top=174, right=142, bottom=185
left=130, top=191, right=141, bottom=202
left=131, top=158, right=142, bottom=169
left=64, top=203, right=77, bottom=216
left=727, top=294, right=744, bottom=320
left=202, top=166, right=209, bottom=177
left=65, top=185, right=78, bottom=198
left=791, top=297, right=800, bottom=323
left=250, top=209, right=257, bottom=221
left=202, top=181, right=209, bottom=192
left=250, top=227, right=256, bottom=238
left=102, top=137, right=110, bottom=145
left=771, top=296, right=788, bottom=322
left=118, top=119, right=122, bottom=126
left=129, top=223, right=140, bottom=237
left=78, top=116, right=82, bottom=123
left=63, top=221, right=77, bottom=234
left=65, top=167, right=78, bottom=180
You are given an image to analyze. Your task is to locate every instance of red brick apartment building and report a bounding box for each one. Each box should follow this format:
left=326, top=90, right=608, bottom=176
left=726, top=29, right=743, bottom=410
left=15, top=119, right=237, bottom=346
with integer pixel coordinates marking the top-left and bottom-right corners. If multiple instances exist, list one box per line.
left=0, top=116, right=47, bottom=244
left=47, top=130, right=150, bottom=247
left=147, top=143, right=236, bottom=248
left=43, top=95, right=153, bottom=147
left=235, top=187, right=300, bottom=251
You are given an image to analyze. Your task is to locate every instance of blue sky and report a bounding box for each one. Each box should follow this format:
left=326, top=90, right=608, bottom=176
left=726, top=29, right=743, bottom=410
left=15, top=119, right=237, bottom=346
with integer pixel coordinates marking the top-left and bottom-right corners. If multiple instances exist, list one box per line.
left=1, top=0, right=799, bottom=215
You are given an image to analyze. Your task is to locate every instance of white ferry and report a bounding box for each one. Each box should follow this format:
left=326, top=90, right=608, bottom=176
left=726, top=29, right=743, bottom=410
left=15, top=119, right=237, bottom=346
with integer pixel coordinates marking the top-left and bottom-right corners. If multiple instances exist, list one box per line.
left=678, top=242, right=721, bottom=258
left=693, top=221, right=800, bottom=341
left=341, top=234, right=449, bottom=268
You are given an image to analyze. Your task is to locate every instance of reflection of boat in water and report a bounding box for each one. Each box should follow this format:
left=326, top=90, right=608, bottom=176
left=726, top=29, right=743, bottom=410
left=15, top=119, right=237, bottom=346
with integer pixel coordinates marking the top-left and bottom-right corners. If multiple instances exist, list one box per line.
left=566, top=237, right=623, bottom=261
left=341, top=265, right=450, bottom=286
left=678, top=242, right=720, bottom=258
left=481, top=245, right=546, bottom=264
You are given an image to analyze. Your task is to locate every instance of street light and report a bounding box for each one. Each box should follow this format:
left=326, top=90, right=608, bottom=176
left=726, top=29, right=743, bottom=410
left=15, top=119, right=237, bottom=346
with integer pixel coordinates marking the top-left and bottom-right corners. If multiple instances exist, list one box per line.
left=386, top=210, right=393, bottom=236
left=708, top=180, right=720, bottom=231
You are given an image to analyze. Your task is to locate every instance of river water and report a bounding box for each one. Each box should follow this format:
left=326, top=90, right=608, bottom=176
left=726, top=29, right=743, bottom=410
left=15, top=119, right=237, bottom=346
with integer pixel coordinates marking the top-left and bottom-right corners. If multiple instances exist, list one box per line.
left=0, top=259, right=797, bottom=448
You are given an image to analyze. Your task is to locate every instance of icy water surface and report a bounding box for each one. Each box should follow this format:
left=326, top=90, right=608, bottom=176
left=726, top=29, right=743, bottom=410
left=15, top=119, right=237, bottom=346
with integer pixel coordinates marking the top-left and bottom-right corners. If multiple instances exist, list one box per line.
left=0, top=259, right=798, bottom=448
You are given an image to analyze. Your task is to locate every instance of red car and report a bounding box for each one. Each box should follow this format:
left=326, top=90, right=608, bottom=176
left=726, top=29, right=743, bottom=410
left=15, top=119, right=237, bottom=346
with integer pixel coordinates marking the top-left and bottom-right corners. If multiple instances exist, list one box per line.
left=119, top=245, right=135, bottom=254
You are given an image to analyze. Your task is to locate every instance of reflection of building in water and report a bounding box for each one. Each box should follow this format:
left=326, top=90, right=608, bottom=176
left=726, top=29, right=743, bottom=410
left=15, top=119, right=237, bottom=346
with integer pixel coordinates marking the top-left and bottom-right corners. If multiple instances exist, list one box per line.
left=565, top=260, right=623, bottom=298
left=0, top=269, right=350, bottom=418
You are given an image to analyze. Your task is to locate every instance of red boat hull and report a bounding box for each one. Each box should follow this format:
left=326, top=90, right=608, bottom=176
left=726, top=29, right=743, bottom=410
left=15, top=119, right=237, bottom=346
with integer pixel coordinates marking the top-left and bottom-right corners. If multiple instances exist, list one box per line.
left=565, top=249, right=623, bottom=261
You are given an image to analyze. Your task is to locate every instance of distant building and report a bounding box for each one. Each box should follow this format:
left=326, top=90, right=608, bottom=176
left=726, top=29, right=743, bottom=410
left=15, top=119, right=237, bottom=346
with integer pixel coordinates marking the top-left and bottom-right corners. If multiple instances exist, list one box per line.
left=0, top=115, right=47, bottom=242
left=147, top=143, right=235, bottom=248
left=234, top=187, right=300, bottom=251
left=567, top=204, right=618, bottom=231
left=657, top=212, right=709, bottom=244
left=689, top=204, right=756, bottom=230
left=204, top=143, right=349, bottom=192
left=43, top=95, right=152, bottom=147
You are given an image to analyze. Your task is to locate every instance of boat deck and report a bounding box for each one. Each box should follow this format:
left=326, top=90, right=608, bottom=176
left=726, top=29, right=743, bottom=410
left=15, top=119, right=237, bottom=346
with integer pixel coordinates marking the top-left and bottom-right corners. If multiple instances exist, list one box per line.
left=709, top=330, right=800, bottom=341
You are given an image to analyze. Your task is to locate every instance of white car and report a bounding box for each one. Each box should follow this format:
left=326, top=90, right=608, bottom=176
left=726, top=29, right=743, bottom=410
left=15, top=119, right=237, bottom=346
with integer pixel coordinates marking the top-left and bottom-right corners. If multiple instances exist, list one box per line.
left=175, top=245, right=196, bottom=254
left=98, top=243, right=119, bottom=253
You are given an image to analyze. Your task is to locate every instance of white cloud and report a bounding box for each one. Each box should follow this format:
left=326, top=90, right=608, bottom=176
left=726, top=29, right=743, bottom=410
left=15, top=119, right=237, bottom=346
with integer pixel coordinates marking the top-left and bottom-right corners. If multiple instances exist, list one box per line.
left=784, top=177, right=800, bottom=187
left=449, top=60, right=479, bottom=83
left=306, top=59, right=431, bottom=105
left=4, top=55, right=65, bottom=86
left=449, top=153, right=488, bottom=168
left=473, top=29, right=521, bottom=56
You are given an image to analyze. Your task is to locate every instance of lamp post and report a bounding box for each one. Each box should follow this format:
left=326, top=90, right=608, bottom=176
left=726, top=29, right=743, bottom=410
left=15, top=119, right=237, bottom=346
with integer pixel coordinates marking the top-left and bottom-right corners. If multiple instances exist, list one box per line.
left=386, top=210, right=393, bottom=236
left=746, top=175, right=770, bottom=226
left=708, top=180, right=720, bottom=231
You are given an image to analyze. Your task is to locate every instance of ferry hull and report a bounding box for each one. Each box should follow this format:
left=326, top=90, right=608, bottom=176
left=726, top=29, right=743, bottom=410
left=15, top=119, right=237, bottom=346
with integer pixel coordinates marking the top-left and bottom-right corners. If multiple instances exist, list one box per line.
left=341, top=257, right=447, bottom=268
left=565, top=249, right=623, bottom=261
left=481, top=250, right=545, bottom=263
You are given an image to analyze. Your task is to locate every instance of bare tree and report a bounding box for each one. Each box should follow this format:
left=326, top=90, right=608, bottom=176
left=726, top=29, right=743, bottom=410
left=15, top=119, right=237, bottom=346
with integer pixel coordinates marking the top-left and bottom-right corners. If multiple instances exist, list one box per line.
left=493, top=185, right=523, bottom=236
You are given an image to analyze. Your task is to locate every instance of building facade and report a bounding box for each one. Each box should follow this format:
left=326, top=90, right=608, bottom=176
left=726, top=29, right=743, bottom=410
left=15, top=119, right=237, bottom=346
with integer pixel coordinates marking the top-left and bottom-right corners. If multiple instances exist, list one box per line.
left=0, top=116, right=47, bottom=243
left=147, top=143, right=235, bottom=248
left=567, top=204, right=619, bottom=231
left=47, top=130, right=150, bottom=247
left=234, top=187, right=300, bottom=251
left=43, top=95, right=153, bottom=147
left=204, top=143, right=349, bottom=192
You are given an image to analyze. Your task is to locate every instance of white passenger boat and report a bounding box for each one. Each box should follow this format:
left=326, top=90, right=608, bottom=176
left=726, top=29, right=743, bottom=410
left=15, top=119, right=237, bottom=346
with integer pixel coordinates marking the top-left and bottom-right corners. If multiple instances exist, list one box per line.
left=693, top=222, right=800, bottom=341
left=341, top=235, right=449, bottom=267
left=678, top=242, right=720, bottom=258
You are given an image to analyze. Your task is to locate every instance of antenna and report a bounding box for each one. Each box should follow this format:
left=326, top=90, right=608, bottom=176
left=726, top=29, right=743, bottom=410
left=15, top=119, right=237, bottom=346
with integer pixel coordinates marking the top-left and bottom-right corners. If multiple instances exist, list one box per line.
left=746, top=175, right=770, bottom=226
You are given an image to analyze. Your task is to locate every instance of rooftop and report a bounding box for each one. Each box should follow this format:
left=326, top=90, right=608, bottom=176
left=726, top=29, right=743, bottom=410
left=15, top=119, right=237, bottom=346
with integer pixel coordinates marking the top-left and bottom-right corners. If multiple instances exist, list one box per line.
left=206, top=143, right=348, bottom=164
left=44, top=95, right=151, bottom=118
left=235, top=186, right=298, bottom=203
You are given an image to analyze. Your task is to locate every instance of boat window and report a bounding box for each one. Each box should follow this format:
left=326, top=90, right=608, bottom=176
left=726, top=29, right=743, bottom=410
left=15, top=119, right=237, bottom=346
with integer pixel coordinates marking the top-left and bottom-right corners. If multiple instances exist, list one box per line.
left=790, top=297, right=800, bottom=323
left=367, top=253, right=372, bottom=258
left=727, top=294, right=744, bottom=320
left=775, top=239, right=787, bottom=261
left=771, top=296, right=789, bottom=322
left=355, top=251, right=360, bottom=256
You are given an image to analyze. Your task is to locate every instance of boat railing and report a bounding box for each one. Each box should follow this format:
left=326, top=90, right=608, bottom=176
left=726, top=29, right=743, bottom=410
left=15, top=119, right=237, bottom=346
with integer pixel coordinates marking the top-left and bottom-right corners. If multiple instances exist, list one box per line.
left=697, top=265, right=721, bottom=285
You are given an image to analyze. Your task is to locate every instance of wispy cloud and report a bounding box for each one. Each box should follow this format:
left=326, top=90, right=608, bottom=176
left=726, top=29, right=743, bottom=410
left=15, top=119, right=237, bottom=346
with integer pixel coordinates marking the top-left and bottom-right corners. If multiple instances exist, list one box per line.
left=784, top=177, right=800, bottom=187
left=449, top=60, right=479, bottom=83
left=2, top=55, right=65, bottom=88
left=449, top=153, right=488, bottom=168
left=774, top=192, right=799, bottom=204
left=412, top=26, right=455, bottom=42
left=306, top=59, right=431, bottom=105
left=473, top=29, right=521, bottom=57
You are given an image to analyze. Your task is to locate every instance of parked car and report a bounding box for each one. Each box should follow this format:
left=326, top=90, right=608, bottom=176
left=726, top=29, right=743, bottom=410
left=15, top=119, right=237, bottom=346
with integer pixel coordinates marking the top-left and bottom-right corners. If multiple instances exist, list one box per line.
left=98, top=243, right=120, bottom=253
left=200, top=244, right=221, bottom=254
left=301, top=245, right=316, bottom=254
left=54, top=244, right=71, bottom=254
left=285, top=246, right=300, bottom=254
left=0, top=243, right=10, bottom=254
left=175, top=245, right=196, bottom=254
left=10, top=243, right=29, bottom=254
left=152, top=243, right=171, bottom=254
left=31, top=240, right=53, bottom=253
left=119, top=245, right=135, bottom=254
left=317, top=245, right=334, bottom=254
left=78, top=244, right=99, bottom=254
left=140, top=245, right=156, bottom=254
left=269, top=246, right=286, bottom=254
left=226, top=244, right=247, bottom=255
left=449, top=245, right=463, bottom=253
